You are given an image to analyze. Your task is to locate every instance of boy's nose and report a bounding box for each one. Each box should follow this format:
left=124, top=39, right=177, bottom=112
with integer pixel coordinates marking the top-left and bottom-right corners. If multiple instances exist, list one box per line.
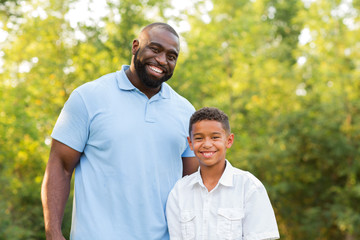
left=203, top=138, right=212, bottom=148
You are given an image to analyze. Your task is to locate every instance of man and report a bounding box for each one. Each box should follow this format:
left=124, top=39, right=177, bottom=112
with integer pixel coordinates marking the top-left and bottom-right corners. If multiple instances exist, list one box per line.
left=41, top=22, right=198, bottom=240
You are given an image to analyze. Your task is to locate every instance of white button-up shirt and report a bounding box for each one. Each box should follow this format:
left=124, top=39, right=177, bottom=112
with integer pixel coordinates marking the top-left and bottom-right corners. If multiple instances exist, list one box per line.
left=166, top=160, right=280, bottom=240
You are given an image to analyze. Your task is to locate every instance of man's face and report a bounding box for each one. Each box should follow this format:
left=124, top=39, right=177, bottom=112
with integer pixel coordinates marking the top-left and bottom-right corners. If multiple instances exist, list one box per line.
left=133, top=27, right=180, bottom=89
left=134, top=47, right=173, bottom=89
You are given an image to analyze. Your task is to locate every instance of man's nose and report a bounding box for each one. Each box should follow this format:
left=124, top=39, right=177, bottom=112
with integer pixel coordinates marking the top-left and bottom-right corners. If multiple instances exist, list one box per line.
left=155, top=52, right=167, bottom=65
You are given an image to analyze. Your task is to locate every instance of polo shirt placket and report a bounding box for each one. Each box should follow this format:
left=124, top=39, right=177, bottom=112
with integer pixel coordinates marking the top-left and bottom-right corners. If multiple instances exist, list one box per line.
left=144, top=94, right=165, bottom=123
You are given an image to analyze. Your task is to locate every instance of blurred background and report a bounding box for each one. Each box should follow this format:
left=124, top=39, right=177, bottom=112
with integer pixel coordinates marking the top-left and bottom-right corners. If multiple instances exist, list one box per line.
left=0, top=0, right=359, bottom=239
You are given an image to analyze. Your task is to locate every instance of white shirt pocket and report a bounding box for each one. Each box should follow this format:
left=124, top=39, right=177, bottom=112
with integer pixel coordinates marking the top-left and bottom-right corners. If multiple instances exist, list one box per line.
left=180, top=211, right=196, bottom=240
left=217, top=208, right=244, bottom=240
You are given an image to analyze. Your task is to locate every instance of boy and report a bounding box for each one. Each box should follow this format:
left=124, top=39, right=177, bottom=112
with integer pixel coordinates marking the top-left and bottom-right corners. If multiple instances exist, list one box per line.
left=166, top=107, right=280, bottom=240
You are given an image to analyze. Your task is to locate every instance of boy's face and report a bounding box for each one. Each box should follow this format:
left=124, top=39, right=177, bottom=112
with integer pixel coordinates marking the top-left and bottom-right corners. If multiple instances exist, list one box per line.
left=188, top=120, right=234, bottom=169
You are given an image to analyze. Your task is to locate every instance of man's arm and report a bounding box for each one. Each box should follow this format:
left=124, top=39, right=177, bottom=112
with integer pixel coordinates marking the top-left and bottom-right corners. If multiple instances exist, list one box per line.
left=41, top=139, right=81, bottom=240
left=182, top=157, right=198, bottom=176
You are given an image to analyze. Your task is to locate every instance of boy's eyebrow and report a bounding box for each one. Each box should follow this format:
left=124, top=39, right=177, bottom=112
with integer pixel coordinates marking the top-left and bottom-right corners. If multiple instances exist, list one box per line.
left=149, top=42, right=179, bottom=56
left=191, top=133, right=203, bottom=138
left=192, top=131, right=222, bottom=136
left=192, top=133, right=203, bottom=136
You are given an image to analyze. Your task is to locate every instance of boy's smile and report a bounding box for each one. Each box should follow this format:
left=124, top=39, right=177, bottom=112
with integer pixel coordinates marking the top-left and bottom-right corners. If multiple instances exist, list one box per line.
left=188, top=120, right=234, bottom=169
left=201, top=151, right=216, bottom=158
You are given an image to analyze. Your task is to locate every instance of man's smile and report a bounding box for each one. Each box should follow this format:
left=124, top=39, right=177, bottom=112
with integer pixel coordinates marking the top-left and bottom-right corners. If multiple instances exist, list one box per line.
left=149, top=65, right=163, bottom=73
left=147, top=65, right=165, bottom=76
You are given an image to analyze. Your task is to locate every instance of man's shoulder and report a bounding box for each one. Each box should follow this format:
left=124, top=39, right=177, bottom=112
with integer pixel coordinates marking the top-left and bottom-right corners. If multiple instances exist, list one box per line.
left=163, top=83, right=194, bottom=110
left=70, top=72, right=119, bottom=102
left=76, top=72, right=117, bottom=92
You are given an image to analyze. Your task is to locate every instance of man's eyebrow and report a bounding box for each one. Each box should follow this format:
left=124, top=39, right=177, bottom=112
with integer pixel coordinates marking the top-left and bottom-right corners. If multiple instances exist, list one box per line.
left=149, top=42, right=179, bottom=56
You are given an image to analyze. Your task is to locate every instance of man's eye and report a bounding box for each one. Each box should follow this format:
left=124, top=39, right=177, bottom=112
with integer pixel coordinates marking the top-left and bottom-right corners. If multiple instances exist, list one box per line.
left=151, top=47, right=159, bottom=53
left=168, top=55, right=176, bottom=61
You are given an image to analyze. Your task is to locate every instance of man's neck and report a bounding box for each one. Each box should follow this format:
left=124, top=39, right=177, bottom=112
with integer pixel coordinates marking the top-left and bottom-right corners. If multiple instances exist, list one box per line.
left=125, top=67, right=161, bottom=99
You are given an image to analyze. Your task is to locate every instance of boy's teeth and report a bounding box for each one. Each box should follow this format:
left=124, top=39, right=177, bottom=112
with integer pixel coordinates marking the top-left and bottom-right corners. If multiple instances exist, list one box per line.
left=203, top=152, right=214, bottom=157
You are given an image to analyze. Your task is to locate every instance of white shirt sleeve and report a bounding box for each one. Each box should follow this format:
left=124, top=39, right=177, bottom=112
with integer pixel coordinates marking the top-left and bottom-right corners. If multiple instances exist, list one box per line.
left=243, top=185, right=280, bottom=240
left=166, top=187, right=183, bottom=240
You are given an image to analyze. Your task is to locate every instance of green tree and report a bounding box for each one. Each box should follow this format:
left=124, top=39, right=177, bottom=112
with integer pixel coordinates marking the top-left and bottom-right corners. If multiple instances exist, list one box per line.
left=0, top=0, right=76, bottom=238
left=272, top=0, right=360, bottom=238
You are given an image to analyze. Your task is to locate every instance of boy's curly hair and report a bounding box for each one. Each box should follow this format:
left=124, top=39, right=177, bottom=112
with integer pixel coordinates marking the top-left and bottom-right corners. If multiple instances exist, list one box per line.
left=189, top=107, right=230, bottom=136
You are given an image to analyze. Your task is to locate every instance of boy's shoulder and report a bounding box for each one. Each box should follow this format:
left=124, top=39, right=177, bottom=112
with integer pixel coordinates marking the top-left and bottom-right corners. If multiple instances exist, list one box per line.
left=171, top=171, right=199, bottom=191
left=228, top=163, right=265, bottom=189
left=179, top=171, right=199, bottom=183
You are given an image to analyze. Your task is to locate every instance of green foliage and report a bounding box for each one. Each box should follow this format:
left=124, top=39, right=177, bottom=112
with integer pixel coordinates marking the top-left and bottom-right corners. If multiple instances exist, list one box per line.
left=1, top=0, right=359, bottom=239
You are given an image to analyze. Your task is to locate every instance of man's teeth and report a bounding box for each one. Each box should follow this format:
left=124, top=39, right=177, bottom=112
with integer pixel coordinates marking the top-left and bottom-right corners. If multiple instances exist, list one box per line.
left=149, top=66, right=163, bottom=73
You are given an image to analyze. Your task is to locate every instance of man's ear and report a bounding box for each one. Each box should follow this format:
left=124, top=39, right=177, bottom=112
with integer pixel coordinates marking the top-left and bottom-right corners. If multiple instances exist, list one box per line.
left=226, top=133, right=234, bottom=149
left=187, top=136, right=194, bottom=151
left=132, top=39, right=139, bottom=55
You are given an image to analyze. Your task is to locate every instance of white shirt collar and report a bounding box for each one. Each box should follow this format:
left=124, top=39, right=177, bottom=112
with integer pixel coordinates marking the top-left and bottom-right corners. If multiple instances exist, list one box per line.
left=218, top=160, right=234, bottom=187
left=189, top=160, right=235, bottom=188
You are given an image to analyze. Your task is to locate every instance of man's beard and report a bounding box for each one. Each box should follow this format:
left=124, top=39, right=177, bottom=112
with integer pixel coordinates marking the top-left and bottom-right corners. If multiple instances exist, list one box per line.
left=134, top=49, right=173, bottom=89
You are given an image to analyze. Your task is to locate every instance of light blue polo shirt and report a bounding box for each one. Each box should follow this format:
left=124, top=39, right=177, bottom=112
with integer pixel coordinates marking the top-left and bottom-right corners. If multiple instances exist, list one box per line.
left=51, top=65, right=195, bottom=240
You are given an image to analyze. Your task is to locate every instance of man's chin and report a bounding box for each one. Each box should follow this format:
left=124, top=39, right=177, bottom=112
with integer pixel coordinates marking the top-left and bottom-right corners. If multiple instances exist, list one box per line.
left=142, top=75, right=172, bottom=89
left=142, top=78, right=164, bottom=89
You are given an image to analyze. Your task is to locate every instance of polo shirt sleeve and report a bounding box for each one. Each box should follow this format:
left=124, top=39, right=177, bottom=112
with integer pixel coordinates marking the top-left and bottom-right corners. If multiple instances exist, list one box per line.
left=181, top=105, right=196, bottom=158
left=51, top=90, right=89, bottom=153
left=181, top=142, right=195, bottom=158
left=243, top=184, right=280, bottom=240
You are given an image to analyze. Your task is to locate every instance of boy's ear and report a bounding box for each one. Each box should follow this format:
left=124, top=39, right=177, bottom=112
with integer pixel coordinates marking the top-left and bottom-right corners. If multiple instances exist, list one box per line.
left=226, top=133, right=235, bottom=149
left=187, top=136, right=194, bottom=151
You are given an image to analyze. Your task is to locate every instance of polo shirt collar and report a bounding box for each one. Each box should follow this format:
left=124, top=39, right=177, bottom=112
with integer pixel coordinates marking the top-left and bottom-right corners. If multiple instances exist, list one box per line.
left=189, top=160, right=235, bottom=188
left=117, top=65, right=171, bottom=99
left=158, top=82, right=171, bottom=99
left=117, top=65, right=135, bottom=90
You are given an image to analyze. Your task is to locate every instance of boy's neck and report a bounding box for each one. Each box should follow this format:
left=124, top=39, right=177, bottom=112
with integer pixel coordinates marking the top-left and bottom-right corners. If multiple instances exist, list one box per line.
left=200, top=161, right=226, bottom=192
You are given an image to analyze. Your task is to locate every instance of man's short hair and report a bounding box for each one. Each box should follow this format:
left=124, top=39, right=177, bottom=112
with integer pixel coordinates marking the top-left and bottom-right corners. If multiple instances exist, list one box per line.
left=189, top=107, right=231, bottom=136
left=141, top=22, right=179, bottom=38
